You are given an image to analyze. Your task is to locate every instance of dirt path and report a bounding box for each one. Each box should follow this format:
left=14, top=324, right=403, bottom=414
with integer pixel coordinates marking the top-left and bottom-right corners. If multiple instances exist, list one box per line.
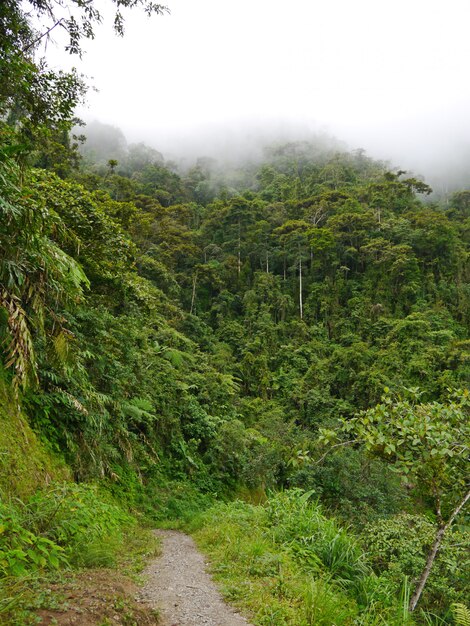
left=138, top=529, right=252, bottom=626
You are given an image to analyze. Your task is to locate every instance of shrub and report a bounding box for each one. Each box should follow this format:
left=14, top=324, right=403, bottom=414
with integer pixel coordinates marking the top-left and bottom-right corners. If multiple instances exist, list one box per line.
left=265, top=490, right=369, bottom=585
left=0, top=482, right=136, bottom=578
left=364, top=514, right=469, bottom=614
left=0, top=502, right=65, bottom=576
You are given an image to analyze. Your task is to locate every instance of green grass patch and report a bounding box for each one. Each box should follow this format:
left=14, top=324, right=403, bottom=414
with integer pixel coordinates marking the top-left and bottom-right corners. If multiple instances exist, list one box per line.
left=189, top=490, right=429, bottom=625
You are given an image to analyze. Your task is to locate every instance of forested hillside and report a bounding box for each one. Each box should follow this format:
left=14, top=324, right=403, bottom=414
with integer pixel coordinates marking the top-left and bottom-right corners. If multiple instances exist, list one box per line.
left=1, top=1, right=469, bottom=624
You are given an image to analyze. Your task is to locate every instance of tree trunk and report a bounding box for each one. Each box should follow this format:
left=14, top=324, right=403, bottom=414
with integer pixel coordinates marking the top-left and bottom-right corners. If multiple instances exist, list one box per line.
left=190, top=273, right=197, bottom=315
left=299, top=255, right=303, bottom=320
left=237, top=220, right=241, bottom=275
left=409, top=488, right=470, bottom=612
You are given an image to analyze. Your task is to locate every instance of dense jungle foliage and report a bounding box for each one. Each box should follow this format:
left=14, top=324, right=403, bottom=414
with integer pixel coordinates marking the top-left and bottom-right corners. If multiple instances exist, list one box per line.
left=1, top=1, right=469, bottom=624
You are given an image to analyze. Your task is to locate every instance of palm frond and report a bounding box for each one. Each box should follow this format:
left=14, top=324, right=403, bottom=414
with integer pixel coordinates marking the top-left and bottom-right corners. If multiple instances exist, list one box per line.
left=0, top=289, right=37, bottom=388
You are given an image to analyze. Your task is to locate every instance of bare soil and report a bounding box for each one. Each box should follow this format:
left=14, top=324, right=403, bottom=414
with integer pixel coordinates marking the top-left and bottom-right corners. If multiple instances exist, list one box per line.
left=138, top=530, right=252, bottom=626
left=36, top=569, right=159, bottom=626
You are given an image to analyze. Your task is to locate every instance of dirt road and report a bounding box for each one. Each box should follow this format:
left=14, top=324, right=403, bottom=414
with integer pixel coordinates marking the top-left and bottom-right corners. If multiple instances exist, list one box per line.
left=139, top=529, right=253, bottom=626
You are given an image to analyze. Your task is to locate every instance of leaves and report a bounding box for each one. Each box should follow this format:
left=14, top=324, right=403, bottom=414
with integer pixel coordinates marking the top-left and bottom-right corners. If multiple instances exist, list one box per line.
left=339, top=392, right=470, bottom=521
left=0, top=155, right=89, bottom=387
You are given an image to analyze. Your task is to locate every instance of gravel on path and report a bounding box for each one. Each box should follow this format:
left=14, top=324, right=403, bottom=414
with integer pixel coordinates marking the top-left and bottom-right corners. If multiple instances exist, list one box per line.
left=138, top=529, right=253, bottom=626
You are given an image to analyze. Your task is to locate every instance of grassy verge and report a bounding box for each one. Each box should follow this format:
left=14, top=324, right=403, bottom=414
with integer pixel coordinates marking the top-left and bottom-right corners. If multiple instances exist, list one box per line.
left=0, top=482, right=160, bottom=625
left=188, top=491, right=434, bottom=626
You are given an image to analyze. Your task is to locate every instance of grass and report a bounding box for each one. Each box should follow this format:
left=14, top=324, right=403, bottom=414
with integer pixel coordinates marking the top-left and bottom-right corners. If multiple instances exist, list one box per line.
left=0, top=481, right=161, bottom=625
left=0, top=525, right=160, bottom=625
left=187, top=491, right=419, bottom=626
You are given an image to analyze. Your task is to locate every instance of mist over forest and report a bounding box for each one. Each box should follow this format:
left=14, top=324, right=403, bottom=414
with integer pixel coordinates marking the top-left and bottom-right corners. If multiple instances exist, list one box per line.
left=78, top=117, right=470, bottom=198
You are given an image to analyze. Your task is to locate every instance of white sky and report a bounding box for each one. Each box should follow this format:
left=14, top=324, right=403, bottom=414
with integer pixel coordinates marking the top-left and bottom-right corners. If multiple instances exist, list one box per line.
left=44, top=0, right=470, bottom=176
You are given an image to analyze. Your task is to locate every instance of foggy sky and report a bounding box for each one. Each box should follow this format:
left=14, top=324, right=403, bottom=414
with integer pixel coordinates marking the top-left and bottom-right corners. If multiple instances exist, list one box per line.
left=44, top=0, right=470, bottom=182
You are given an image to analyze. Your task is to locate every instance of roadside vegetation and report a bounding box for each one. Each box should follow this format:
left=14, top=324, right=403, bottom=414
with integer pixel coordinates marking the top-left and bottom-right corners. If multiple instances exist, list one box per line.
left=190, top=491, right=468, bottom=625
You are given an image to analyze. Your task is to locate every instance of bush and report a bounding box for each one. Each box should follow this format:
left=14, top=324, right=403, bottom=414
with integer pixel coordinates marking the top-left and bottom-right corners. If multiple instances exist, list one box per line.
left=0, top=502, right=65, bottom=576
left=265, top=490, right=369, bottom=585
left=23, top=483, right=134, bottom=566
left=364, top=514, right=470, bottom=614
left=289, top=447, right=407, bottom=525
left=0, top=482, right=135, bottom=576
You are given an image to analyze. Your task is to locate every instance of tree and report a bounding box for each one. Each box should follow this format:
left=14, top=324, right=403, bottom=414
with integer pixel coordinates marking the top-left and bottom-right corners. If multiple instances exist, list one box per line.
left=324, top=391, right=470, bottom=612
left=0, top=153, right=89, bottom=388
left=0, top=0, right=168, bottom=383
left=246, top=219, right=272, bottom=273
left=107, top=159, right=119, bottom=175
left=449, top=190, right=470, bottom=220
left=11, top=1, right=168, bottom=57
left=0, top=1, right=167, bottom=148
left=272, top=220, right=311, bottom=319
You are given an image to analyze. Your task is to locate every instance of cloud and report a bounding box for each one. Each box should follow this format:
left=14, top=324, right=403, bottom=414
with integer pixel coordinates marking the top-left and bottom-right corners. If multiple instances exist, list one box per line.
left=45, top=0, right=470, bottom=182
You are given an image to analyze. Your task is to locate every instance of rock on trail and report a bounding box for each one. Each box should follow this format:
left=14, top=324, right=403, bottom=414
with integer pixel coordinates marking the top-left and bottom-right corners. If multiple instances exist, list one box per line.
left=138, top=529, right=253, bottom=626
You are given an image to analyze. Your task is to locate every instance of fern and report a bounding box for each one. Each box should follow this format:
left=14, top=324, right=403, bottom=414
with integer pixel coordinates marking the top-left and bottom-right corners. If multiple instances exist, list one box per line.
left=52, top=329, right=75, bottom=367
left=163, top=347, right=194, bottom=368
left=52, top=387, right=88, bottom=415
left=453, top=604, right=470, bottom=626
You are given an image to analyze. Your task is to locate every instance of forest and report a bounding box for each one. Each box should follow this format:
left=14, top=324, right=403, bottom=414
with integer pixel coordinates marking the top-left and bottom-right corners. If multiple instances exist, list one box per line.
left=0, top=1, right=469, bottom=624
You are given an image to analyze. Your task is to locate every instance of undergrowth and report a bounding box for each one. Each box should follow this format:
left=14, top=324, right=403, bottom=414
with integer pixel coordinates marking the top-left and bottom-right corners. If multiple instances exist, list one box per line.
left=0, top=481, right=158, bottom=625
left=105, top=466, right=216, bottom=526
left=189, top=490, right=463, bottom=625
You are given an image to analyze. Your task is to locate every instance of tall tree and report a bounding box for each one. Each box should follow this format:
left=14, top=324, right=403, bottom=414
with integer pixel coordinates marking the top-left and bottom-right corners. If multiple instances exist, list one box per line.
left=273, top=220, right=311, bottom=319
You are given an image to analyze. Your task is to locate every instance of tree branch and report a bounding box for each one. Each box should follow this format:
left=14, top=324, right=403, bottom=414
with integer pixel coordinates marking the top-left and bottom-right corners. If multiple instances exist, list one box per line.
left=314, top=440, right=356, bottom=465
left=23, top=18, right=64, bottom=53
left=409, top=488, right=470, bottom=612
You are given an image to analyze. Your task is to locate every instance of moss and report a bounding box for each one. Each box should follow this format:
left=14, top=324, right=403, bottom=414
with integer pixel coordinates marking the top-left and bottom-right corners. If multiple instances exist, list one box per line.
left=0, top=379, right=69, bottom=500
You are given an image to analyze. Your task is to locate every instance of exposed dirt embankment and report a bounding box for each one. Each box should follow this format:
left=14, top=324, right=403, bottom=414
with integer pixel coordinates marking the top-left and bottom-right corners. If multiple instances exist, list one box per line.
left=36, top=569, right=159, bottom=625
